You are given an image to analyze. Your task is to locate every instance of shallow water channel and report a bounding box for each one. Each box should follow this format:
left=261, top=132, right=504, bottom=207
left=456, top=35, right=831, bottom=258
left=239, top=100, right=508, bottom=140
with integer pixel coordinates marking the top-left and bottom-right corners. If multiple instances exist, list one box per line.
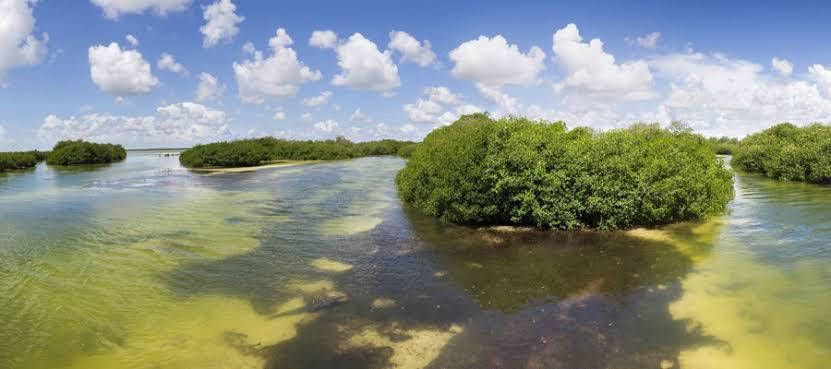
left=1, top=153, right=829, bottom=369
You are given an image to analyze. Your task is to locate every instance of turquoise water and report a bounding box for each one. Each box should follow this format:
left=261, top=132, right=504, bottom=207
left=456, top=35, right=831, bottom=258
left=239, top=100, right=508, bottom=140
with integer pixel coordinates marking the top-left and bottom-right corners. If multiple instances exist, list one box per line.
left=0, top=153, right=829, bottom=368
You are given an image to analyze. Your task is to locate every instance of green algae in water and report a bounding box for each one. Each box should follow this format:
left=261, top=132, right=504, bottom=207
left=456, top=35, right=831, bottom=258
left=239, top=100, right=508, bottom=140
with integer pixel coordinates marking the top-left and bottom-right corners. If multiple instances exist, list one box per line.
left=1, top=154, right=831, bottom=369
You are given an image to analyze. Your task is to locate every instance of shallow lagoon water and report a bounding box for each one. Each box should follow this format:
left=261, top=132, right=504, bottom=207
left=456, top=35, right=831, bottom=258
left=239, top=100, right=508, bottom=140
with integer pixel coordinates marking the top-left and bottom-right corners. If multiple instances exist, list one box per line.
left=0, top=153, right=829, bottom=368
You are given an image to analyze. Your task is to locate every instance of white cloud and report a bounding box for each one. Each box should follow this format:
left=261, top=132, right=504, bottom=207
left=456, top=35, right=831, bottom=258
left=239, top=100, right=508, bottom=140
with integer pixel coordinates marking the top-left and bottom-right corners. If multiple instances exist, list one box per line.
left=233, top=28, right=322, bottom=104
left=388, top=31, right=437, bottom=67
left=37, top=102, right=231, bottom=147
left=649, top=52, right=831, bottom=136
left=808, top=64, right=831, bottom=90
left=332, top=33, right=400, bottom=91
left=125, top=34, right=139, bottom=47
left=309, top=30, right=338, bottom=49
left=195, top=72, right=224, bottom=102
left=423, top=86, right=461, bottom=105
left=90, top=0, right=191, bottom=19
left=449, top=35, right=545, bottom=86
left=200, top=0, right=244, bottom=48
left=272, top=111, right=286, bottom=121
left=476, top=83, right=518, bottom=113
left=771, top=57, right=794, bottom=77
left=0, top=125, right=5, bottom=142
left=301, top=112, right=312, bottom=121
left=552, top=23, right=655, bottom=102
left=0, top=0, right=49, bottom=82
left=302, top=90, right=332, bottom=107
left=403, top=85, right=483, bottom=124
left=313, top=119, right=339, bottom=133
left=350, top=108, right=372, bottom=123
left=157, top=52, right=187, bottom=75
left=88, top=42, right=158, bottom=96
left=626, top=32, right=660, bottom=49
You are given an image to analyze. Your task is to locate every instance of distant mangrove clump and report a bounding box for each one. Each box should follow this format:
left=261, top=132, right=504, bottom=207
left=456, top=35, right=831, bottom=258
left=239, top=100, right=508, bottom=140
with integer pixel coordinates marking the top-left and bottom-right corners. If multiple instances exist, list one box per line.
left=179, top=137, right=414, bottom=168
left=0, top=151, right=48, bottom=172
left=46, top=140, right=127, bottom=166
left=705, top=136, right=740, bottom=155
left=396, top=114, right=734, bottom=230
left=731, top=123, right=831, bottom=184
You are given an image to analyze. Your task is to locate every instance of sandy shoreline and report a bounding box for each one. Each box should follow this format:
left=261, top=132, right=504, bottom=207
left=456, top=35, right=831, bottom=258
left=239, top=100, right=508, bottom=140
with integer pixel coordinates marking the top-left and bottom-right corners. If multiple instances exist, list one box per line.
left=187, top=161, right=318, bottom=173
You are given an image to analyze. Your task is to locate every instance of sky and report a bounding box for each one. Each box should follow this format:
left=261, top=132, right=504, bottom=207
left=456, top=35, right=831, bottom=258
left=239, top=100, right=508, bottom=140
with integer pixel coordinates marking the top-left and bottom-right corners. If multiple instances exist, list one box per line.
left=2, top=0, right=831, bottom=150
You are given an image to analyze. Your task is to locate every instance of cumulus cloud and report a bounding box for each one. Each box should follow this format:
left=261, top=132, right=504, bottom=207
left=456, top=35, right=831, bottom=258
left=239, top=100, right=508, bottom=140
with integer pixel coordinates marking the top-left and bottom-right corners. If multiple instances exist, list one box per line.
left=302, top=90, right=332, bottom=107
left=0, top=125, right=5, bottom=142
left=808, top=64, right=831, bottom=90
left=233, top=28, right=322, bottom=104
left=404, top=86, right=482, bottom=124
left=195, top=72, right=223, bottom=102
left=37, top=102, right=231, bottom=147
left=449, top=35, right=545, bottom=86
left=309, top=30, right=338, bottom=49
left=552, top=23, right=655, bottom=102
left=313, top=119, right=339, bottom=133
left=332, top=33, right=400, bottom=91
left=626, top=32, right=660, bottom=49
left=157, top=52, right=187, bottom=75
left=388, top=31, right=437, bottom=67
left=476, top=83, right=518, bottom=113
left=0, top=0, right=49, bottom=82
left=200, top=0, right=244, bottom=48
left=350, top=108, right=372, bottom=123
left=90, top=0, right=191, bottom=19
left=272, top=111, right=286, bottom=121
left=125, top=34, right=139, bottom=47
left=649, top=52, right=831, bottom=136
left=771, top=57, right=793, bottom=77
left=88, top=42, right=159, bottom=96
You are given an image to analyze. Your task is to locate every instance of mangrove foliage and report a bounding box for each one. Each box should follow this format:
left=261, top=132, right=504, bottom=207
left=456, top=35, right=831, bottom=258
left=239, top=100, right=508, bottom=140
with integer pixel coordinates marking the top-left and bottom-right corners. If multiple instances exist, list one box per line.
left=46, top=140, right=127, bottom=166
left=731, top=123, right=831, bottom=184
left=179, top=137, right=415, bottom=168
left=0, top=151, right=48, bottom=172
left=396, top=114, right=734, bottom=230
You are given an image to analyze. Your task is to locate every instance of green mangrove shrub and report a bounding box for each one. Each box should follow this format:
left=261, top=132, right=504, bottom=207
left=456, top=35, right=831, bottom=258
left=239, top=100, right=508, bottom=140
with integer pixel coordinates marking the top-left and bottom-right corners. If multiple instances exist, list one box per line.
left=731, top=123, right=831, bottom=184
left=0, top=152, right=39, bottom=172
left=397, top=114, right=734, bottom=230
left=46, top=140, right=127, bottom=166
left=179, top=137, right=415, bottom=168
left=705, top=136, right=740, bottom=155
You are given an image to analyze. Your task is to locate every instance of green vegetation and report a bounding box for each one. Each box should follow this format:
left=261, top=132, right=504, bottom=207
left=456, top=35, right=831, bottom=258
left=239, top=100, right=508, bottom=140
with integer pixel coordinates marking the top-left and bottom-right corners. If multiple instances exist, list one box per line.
left=705, top=136, right=741, bottom=155
left=731, top=123, right=831, bottom=184
left=1, top=152, right=39, bottom=172
left=179, top=137, right=414, bottom=168
left=45, top=140, right=127, bottom=166
left=397, top=114, right=734, bottom=230
left=396, top=143, right=419, bottom=159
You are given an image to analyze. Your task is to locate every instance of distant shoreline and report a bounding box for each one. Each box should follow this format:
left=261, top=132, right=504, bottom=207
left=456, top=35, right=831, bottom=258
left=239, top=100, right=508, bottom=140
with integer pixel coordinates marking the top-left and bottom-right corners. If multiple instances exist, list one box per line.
left=185, top=160, right=318, bottom=173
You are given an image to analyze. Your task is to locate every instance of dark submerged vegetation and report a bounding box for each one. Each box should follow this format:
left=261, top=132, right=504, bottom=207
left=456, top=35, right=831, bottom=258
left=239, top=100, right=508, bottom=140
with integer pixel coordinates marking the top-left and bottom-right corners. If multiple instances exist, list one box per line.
left=0, top=151, right=48, bottom=172
left=396, top=114, right=734, bottom=230
left=45, top=140, right=127, bottom=166
left=179, top=136, right=415, bottom=168
left=731, top=123, right=831, bottom=184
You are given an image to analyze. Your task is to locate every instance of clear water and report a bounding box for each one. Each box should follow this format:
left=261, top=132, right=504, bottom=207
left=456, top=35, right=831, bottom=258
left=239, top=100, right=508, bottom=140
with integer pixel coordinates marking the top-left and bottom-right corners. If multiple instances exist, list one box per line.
left=0, top=153, right=828, bottom=369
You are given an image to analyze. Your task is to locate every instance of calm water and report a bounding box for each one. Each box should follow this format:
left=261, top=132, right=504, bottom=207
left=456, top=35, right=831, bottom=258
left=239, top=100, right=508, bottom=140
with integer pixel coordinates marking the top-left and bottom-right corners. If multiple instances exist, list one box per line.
left=0, top=153, right=829, bottom=369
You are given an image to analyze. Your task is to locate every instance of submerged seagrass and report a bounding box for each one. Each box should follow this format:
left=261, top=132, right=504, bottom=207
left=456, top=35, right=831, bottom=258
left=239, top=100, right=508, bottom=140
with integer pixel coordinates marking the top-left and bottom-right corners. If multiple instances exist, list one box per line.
left=397, top=114, right=735, bottom=230
left=731, top=123, right=831, bottom=184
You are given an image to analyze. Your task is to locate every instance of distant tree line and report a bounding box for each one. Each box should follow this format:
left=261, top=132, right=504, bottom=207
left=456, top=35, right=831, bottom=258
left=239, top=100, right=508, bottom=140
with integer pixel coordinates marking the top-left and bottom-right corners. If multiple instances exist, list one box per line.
left=396, top=114, right=735, bottom=230
left=732, top=123, right=831, bottom=184
left=179, top=136, right=415, bottom=168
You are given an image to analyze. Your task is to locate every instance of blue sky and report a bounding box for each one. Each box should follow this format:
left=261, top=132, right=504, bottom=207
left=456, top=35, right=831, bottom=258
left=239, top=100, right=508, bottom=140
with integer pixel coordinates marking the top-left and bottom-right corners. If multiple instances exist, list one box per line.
left=2, top=0, right=831, bottom=149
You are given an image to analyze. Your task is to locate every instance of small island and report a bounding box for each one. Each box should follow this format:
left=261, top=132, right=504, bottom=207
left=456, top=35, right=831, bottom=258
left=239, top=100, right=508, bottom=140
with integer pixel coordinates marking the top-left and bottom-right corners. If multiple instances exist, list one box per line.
left=0, top=151, right=49, bottom=172
left=45, top=140, right=127, bottom=166
left=396, top=114, right=735, bottom=230
left=179, top=136, right=415, bottom=168
left=731, top=123, right=831, bottom=184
